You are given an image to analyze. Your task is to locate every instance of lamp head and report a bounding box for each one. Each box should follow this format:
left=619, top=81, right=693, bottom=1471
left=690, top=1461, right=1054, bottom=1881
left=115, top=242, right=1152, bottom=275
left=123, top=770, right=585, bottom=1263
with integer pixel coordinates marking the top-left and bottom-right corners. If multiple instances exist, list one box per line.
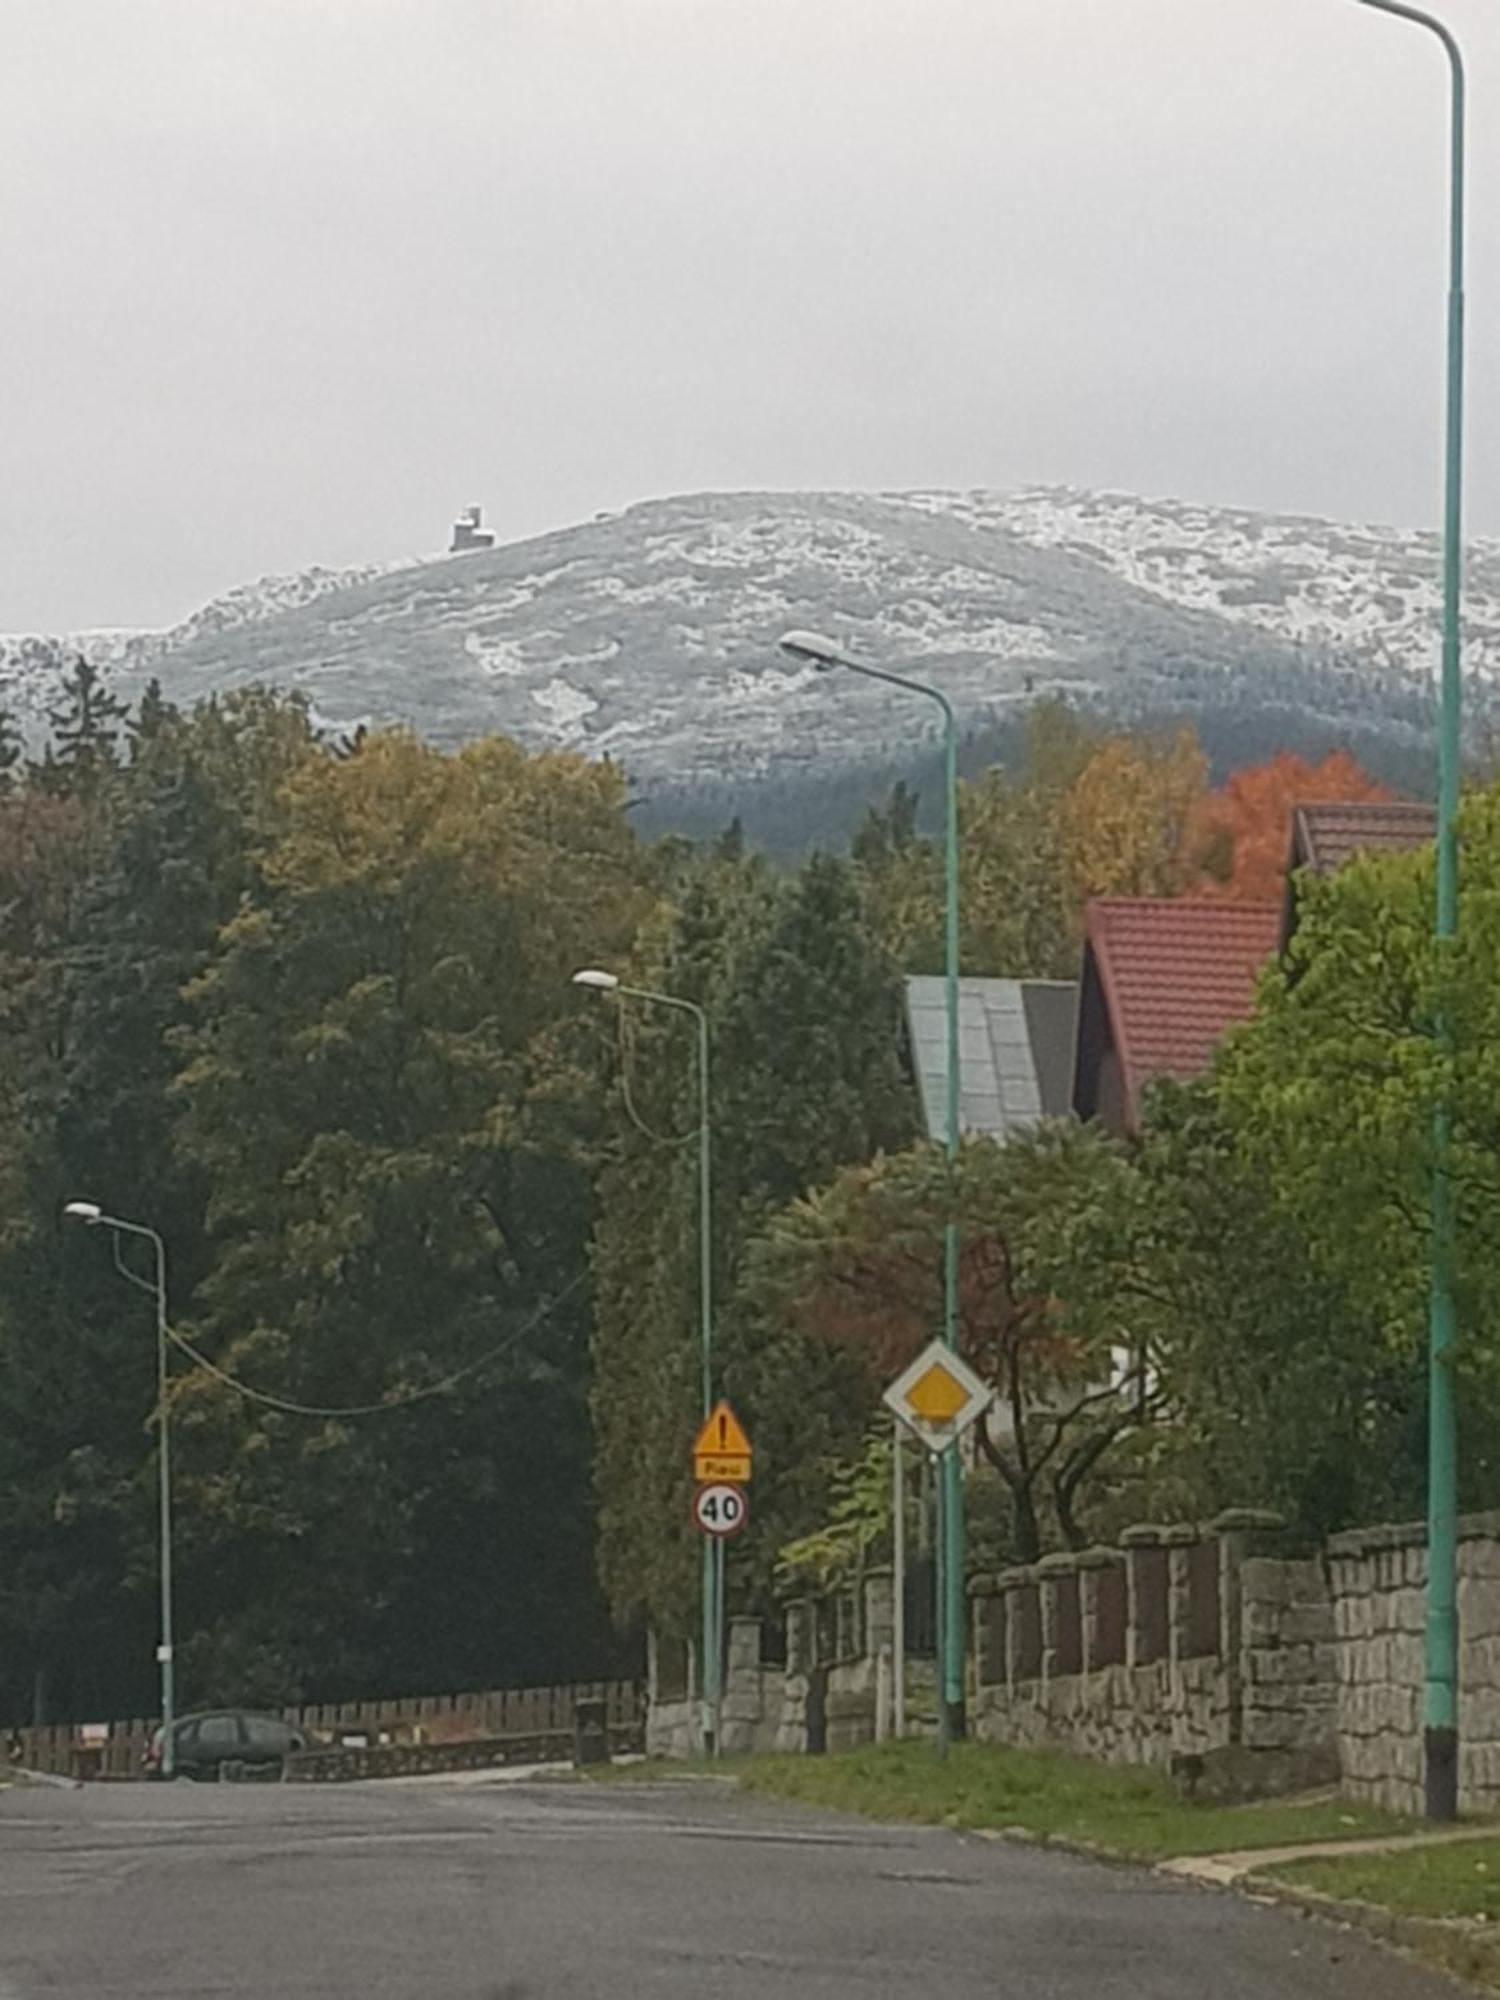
left=778, top=629, right=848, bottom=673
left=572, top=968, right=621, bottom=993
left=63, top=1201, right=103, bottom=1226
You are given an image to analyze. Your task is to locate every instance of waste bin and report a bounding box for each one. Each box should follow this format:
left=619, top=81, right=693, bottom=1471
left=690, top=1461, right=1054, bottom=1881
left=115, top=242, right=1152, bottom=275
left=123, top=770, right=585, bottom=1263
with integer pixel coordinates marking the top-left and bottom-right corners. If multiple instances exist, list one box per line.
left=572, top=1698, right=610, bottom=1768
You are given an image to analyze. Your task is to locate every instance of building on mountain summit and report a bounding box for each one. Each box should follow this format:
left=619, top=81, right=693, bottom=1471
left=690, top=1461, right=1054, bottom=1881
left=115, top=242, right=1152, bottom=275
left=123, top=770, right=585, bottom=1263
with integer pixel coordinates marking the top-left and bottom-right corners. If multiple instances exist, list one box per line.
left=449, top=505, right=495, bottom=554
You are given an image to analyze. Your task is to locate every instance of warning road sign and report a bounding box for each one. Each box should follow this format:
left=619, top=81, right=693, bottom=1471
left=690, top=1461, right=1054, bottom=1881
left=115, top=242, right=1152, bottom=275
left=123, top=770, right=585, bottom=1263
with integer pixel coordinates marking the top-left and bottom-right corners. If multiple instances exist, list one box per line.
left=883, top=1340, right=992, bottom=1454
left=693, top=1400, right=753, bottom=1484
left=692, top=1482, right=749, bottom=1539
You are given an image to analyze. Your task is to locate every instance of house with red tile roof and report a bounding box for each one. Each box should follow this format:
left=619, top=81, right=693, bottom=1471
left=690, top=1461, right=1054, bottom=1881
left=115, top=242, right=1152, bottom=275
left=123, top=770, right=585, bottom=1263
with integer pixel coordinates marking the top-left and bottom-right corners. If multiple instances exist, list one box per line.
left=1071, top=899, right=1282, bottom=1136
left=1280, top=800, right=1436, bottom=947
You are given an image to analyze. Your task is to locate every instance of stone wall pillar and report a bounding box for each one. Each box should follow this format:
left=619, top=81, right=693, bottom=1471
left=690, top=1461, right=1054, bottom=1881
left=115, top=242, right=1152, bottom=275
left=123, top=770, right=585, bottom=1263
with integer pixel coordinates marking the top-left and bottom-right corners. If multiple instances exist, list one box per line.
left=727, top=1617, right=763, bottom=1676
left=1211, top=1509, right=1286, bottom=1748
left=719, top=1619, right=767, bottom=1756
left=774, top=1599, right=816, bottom=1756
left=1077, top=1550, right=1126, bottom=1673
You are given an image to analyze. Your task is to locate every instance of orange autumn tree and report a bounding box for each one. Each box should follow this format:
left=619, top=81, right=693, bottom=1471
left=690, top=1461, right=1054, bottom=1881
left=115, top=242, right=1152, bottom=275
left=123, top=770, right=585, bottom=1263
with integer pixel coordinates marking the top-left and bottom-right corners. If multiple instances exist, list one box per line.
left=1184, top=750, right=1394, bottom=903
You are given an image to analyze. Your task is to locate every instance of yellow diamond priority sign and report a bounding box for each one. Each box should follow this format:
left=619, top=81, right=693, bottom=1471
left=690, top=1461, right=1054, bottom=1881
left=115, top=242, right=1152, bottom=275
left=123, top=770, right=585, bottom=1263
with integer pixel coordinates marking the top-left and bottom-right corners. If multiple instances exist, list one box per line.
left=883, top=1340, right=992, bottom=1454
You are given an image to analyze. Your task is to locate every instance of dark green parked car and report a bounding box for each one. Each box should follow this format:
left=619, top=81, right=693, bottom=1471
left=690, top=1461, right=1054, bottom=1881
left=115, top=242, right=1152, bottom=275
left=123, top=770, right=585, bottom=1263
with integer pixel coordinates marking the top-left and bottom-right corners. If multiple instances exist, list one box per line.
left=145, top=1709, right=308, bottom=1781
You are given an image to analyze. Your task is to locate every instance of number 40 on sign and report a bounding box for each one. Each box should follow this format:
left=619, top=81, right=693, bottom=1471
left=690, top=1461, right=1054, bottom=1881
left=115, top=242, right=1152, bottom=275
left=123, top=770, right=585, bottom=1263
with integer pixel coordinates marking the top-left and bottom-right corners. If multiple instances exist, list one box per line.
left=692, top=1482, right=749, bottom=1539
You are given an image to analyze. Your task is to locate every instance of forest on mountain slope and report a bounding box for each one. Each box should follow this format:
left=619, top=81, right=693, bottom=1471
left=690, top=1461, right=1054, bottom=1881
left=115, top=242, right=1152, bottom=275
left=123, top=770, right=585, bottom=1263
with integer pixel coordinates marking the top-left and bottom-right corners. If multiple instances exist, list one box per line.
left=0, top=662, right=1472, bottom=1722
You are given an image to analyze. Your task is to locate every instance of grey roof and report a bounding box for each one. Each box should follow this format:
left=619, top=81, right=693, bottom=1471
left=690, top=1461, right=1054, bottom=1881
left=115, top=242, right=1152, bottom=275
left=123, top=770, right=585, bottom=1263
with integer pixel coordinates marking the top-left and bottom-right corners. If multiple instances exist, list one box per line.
left=904, top=977, right=1079, bottom=1143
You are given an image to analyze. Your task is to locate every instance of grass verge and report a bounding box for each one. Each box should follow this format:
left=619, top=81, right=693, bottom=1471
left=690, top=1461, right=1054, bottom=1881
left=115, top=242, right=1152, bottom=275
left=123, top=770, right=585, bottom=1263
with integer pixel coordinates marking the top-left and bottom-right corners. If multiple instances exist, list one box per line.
left=1262, top=1843, right=1500, bottom=1993
left=703, top=1740, right=1410, bottom=1861
left=1268, top=1840, right=1500, bottom=1921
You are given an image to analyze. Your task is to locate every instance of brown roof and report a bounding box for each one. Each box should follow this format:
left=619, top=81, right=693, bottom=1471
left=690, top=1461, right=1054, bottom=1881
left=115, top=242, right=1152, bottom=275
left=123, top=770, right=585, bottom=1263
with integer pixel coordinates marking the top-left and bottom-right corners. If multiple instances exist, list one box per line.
left=1290, top=800, right=1437, bottom=876
left=1073, top=898, right=1281, bottom=1132
left=1281, top=800, right=1436, bottom=948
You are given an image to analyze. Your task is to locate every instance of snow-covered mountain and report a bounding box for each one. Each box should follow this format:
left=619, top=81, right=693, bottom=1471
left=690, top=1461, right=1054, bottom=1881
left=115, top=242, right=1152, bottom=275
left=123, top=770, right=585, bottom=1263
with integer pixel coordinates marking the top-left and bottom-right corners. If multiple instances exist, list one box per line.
left=2, top=488, right=1484, bottom=799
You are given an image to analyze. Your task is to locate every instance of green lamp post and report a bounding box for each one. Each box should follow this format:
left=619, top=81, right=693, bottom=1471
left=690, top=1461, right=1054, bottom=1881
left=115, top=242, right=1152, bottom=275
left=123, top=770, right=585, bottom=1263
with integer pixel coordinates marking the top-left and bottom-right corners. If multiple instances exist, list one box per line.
left=1352, top=0, right=1466, bottom=1822
left=779, top=631, right=965, bottom=1744
left=64, top=1202, right=178, bottom=1778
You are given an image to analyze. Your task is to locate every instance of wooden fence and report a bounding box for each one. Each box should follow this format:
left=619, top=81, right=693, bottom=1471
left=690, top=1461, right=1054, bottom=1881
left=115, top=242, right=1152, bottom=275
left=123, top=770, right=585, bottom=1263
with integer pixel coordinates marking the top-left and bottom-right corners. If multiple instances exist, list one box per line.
left=7, top=1678, right=644, bottom=1783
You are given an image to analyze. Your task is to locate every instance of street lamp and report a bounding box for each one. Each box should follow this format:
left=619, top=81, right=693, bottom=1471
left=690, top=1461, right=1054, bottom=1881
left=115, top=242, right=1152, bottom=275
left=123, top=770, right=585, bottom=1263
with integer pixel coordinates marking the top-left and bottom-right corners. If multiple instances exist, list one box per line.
left=1351, top=0, right=1466, bottom=1824
left=572, top=968, right=721, bottom=1753
left=778, top=629, right=965, bottom=1745
left=63, top=1201, right=177, bottom=1779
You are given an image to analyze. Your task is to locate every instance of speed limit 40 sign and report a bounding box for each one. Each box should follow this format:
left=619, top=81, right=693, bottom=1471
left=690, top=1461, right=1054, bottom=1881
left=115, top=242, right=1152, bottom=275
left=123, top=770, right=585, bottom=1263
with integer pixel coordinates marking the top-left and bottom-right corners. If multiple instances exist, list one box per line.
left=692, top=1482, right=749, bottom=1539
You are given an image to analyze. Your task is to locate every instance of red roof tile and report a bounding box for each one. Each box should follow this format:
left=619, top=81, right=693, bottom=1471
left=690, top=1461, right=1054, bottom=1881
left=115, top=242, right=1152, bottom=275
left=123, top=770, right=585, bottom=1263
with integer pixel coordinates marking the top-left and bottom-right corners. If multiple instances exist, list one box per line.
left=1079, top=898, right=1281, bottom=1128
left=1290, top=800, right=1436, bottom=875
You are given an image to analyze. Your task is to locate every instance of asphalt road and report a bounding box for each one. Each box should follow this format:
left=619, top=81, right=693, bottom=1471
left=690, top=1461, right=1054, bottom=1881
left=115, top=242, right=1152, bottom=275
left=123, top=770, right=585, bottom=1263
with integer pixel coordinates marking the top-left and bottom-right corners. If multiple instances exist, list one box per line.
left=0, top=1774, right=1467, bottom=1998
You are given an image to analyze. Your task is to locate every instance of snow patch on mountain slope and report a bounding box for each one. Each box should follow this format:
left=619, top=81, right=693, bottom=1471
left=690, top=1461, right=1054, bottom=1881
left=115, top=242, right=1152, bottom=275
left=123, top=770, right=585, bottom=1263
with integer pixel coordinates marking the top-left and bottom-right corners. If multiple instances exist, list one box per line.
left=529, top=677, right=599, bottom=740
left=898, top=488, right=1498, bottom=680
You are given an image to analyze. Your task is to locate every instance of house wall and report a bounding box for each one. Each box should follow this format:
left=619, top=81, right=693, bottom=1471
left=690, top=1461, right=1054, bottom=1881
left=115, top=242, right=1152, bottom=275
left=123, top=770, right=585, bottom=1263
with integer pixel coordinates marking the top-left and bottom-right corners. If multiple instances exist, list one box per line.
left=1094, top=1048, right=1129, bottom=1141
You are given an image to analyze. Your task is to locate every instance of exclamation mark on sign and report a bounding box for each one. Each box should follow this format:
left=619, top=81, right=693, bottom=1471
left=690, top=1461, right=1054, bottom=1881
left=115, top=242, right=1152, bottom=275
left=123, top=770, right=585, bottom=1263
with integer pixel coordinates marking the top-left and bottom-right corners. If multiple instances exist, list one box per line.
left=718, top=1412, right=728, bottom=1448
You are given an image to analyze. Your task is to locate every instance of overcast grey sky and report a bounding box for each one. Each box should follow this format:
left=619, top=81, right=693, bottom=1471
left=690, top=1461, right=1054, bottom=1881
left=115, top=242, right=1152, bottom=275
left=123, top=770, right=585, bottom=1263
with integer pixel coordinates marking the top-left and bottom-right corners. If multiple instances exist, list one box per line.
left=4, top=0, right=1497, bottom=631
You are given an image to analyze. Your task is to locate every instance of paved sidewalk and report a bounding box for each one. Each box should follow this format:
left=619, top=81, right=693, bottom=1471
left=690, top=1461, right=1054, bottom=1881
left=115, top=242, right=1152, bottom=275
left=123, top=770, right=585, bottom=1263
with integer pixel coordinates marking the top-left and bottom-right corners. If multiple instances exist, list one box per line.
left=1162, top=1823, right=1500, bottom=1887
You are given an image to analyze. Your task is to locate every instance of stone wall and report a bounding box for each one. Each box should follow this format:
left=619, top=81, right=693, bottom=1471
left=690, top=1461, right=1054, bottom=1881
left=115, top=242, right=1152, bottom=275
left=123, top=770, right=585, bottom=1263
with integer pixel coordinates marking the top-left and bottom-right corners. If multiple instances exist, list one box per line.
left=969, top=1512, right=1338, bottom=1799
left=1328, top=1511, right=1500, bottom=1816
left=645, top=1510, right=1500, bottom=1809
left=722, top=1616, right=789, bottom=1757
left=645, top=1572, right=938, bottom=1760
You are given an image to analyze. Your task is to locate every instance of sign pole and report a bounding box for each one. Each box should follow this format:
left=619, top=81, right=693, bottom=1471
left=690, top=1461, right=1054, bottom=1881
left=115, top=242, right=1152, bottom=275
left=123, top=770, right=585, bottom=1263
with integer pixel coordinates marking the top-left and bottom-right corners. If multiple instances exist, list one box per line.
left=893, top=1418, right=906, bottom=1739
left=881, top=1341, right=993, bottom=1753
left=704, top=1536, right=720, bottom=1760
left=692, top=1401, right=753, bottom=1759
left=714, top=1537, right=726, bottom=1754
left=933, top=1466, right=947, bottom=1759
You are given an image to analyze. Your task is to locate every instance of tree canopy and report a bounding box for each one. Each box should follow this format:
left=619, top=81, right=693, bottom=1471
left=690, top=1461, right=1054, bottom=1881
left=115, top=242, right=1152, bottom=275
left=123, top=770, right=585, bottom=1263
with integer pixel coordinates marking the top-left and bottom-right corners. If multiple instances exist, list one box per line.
left=0, top=668, right=1453, bottom=1726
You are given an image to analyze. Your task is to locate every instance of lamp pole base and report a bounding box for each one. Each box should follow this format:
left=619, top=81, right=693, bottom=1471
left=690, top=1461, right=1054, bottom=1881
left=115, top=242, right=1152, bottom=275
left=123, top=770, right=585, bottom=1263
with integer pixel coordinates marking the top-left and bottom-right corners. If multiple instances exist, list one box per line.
left=1425, top=1725, right=1458, bottom=1822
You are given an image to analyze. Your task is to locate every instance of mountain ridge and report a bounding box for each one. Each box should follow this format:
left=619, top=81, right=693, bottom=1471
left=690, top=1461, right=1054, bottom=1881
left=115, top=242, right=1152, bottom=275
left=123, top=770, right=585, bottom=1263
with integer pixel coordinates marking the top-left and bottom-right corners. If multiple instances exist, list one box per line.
left=0, top=487, right=1480, bottom=817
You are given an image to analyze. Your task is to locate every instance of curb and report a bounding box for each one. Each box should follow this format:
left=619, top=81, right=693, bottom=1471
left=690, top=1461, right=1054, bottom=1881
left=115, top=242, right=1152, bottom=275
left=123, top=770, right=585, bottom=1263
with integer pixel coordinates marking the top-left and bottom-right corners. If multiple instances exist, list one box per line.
left=1238, top=1872, right=1500, bottom=1993
left=7, top=1766, right=83, bottom=1791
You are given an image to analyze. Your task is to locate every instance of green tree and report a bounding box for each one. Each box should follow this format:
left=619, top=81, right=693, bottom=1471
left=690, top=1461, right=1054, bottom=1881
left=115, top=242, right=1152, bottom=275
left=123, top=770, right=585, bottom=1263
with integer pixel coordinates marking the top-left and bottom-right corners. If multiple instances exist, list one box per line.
left=0, top=704, right=23, bottom=787
left=169, top=730, right=651, bottom=1699
left=1206, top=803, right=1500, bottom=1516
left=40, top=656, right=130, bottom=802
left=734, top=1124, right=1158, bottom=1567
left=0, top=691, right=321, bottom=1722
left=590, top=850, right=916, bottom=1634
left=1126, top=1078, right=1423, bottom=1538
left=126, top=676, right=179, bottom=759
